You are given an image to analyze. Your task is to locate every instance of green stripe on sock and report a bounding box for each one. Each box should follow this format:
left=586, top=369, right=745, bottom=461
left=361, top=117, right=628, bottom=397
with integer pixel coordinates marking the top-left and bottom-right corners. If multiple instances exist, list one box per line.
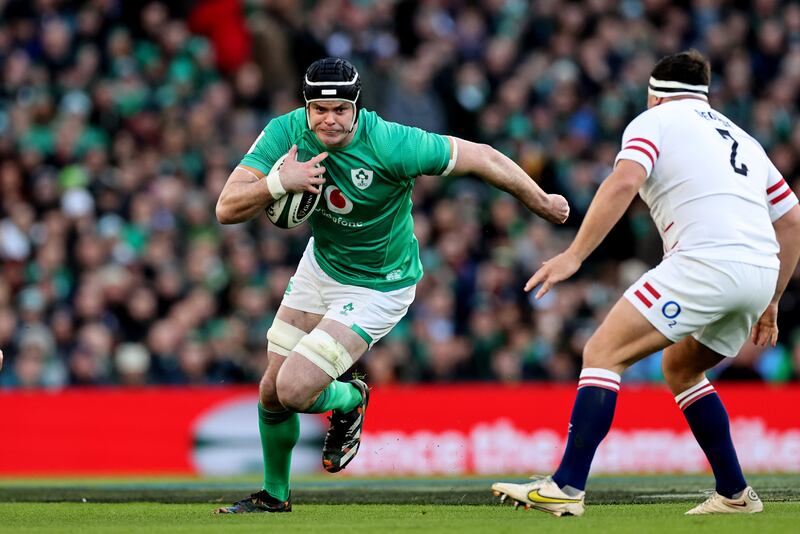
left=350, top=323, right=373, bottom=345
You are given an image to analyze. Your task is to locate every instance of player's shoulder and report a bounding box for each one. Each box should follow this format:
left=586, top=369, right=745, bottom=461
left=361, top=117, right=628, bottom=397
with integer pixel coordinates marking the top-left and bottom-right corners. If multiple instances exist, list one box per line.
left=622, top=106, right=661, bottom=136
left=360, top=109, right=412, bottom=148
left=361, top=108, right=393, bottom=134
left=256, top=108, right=309, bottom=149
left=267, top=107, right=307, bottom=132
left=624, top=100, right=713, bottom=135
left=364, top=109, right=430, bottom=137
left=248, top=108, right=307, bottom=157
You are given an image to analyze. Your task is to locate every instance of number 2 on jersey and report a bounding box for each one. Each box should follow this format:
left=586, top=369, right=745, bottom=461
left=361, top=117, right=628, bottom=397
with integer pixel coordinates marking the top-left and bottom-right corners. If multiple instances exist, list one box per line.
left=716, top=129, right=748, bottom=176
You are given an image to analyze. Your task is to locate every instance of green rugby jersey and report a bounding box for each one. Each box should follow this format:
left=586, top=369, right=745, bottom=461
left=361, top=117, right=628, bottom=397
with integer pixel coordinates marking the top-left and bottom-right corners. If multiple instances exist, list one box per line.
left=240, top=108, right=452, bottom=291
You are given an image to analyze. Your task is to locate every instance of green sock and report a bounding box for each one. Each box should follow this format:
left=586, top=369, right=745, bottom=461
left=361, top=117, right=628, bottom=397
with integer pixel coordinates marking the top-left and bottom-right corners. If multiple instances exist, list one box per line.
left=305, top=380, right=362, bottom=414
left=258, top=404, right=299, bottom=501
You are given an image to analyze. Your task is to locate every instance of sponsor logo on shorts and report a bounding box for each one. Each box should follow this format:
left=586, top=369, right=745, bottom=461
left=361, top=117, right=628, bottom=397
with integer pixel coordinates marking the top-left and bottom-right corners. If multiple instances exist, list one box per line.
left=660, top=300, right=682, bottom=328
left=633, top=281, right=682, bottom=328
left=340, top=302, right=355, bottom=316
left=285, top=279, right=293, bottom=295
left=661, top=301, right=682, bottom=320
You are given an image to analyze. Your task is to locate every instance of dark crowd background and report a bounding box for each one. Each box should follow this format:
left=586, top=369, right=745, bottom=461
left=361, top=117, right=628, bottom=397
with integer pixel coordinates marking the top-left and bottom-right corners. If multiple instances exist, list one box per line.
left=1, top=0, right=799, bottom=389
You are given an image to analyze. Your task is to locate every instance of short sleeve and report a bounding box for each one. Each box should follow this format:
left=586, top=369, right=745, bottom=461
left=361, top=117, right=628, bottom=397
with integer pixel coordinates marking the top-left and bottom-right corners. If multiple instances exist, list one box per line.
left=614, top=111, right=662, bottom=178
left=765, top=161, right=799, bottom=222
left=239, top=115, right=294, bottom=174
left=376, top=119, right=451, bottom=181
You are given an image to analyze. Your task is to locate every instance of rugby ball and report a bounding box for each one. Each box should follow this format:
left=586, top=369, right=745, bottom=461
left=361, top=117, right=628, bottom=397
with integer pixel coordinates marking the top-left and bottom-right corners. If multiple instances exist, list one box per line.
left=265, top=151, right=322, bottom=229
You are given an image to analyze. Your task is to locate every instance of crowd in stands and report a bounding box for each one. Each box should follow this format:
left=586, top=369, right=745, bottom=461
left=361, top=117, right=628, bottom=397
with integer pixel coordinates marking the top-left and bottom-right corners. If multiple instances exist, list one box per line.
left=1, top=0, right=799, bottom=389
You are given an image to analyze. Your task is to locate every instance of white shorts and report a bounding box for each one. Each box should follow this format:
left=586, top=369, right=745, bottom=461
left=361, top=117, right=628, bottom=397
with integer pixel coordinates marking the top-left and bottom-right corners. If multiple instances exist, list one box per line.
left=624, top=254, right=778, bottom=357
left=281, top=239, right=416, bottom=348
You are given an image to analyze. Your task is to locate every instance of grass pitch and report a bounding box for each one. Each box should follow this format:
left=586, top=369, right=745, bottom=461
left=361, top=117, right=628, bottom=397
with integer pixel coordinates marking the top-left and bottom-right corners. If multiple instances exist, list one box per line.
left=1, top=503, right=800, bottom=533
left=0, top=474, right=798, bottom=533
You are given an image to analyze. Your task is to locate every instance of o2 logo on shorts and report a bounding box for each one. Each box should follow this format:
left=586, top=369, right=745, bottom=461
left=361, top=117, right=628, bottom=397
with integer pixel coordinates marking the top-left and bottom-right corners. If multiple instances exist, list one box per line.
left=661, top=300, right=682, bottom=328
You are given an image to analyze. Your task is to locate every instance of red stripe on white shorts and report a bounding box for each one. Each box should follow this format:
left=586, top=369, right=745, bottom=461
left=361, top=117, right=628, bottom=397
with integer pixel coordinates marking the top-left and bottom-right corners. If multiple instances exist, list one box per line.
left=634, top=290, right=652, bottom=308
left=643, top=282, right=661, bottom=299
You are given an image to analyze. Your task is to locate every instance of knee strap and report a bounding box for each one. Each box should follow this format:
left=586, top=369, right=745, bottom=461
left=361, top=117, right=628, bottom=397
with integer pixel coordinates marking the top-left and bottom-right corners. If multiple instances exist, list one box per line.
left=293, top=329, right=354, bottom=379
left=266, top=319, right=307, bottom=356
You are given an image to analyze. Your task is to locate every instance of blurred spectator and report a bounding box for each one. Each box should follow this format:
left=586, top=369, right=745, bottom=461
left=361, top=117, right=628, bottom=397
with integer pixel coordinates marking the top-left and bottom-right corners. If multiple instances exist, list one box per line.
left=115, top=342, right=151, bottom=386
left=1, top=0, right=800, bottom=389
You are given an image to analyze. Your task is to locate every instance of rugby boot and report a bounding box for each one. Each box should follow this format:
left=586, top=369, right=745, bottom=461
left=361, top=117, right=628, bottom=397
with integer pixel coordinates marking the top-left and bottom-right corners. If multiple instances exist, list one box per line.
left=214, top=490, right=291, bottom=514
left=492, top=475, right=585, bottom=517
left=685, top=486, right=763, bottom=515
left=322, top=379, right=369, bottom=473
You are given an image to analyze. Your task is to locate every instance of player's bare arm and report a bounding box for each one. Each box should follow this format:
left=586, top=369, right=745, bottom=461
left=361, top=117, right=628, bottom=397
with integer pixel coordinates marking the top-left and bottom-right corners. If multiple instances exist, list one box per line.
left=525, top=159, right=646, bottom=298
left=448, top=137, right=569, bottom=224
left=752, top=204, right=800, bottom=346
left=216, top=145, right=328, bottom=224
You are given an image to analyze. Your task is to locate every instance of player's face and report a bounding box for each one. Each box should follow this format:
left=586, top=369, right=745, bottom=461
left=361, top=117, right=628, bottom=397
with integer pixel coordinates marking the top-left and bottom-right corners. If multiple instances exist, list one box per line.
left=308, top=101, right=356, bottom=147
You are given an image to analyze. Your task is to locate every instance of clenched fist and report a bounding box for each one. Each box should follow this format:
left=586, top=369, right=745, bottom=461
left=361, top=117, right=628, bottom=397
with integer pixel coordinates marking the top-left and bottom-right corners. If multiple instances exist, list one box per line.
left=542, top=194, right=570, bottom=224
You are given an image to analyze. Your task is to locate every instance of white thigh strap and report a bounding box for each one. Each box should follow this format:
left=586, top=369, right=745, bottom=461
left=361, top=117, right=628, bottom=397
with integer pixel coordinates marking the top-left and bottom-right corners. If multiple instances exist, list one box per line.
left=266, top=319, right=307, bottom=356
left=293, top=329, right=354, bottom=379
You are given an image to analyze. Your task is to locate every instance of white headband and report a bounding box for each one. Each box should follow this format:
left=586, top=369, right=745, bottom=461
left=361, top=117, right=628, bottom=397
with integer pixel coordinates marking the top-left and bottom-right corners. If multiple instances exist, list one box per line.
left=648, top=77, right=708, bottom=100
left=303, top=72, right=359, bottom=87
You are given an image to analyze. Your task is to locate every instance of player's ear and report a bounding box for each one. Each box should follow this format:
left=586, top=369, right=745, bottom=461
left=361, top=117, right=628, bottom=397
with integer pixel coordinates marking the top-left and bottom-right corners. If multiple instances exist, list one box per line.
left=647, top=94, right=663, bottom=109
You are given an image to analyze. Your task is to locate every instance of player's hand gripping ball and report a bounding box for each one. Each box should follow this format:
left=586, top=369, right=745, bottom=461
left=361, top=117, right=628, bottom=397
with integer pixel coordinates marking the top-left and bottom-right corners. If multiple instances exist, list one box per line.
left=266, top=146, right=326, bottom=228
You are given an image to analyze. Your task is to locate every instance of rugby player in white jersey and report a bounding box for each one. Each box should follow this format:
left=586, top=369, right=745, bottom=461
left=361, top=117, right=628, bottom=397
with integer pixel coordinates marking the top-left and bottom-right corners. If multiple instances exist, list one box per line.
left=492, top=49, right=800, bottom=516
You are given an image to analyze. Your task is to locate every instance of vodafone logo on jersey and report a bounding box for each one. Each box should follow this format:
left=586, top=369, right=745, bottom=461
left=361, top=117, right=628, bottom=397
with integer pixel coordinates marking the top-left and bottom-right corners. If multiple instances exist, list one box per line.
left=324, top=185, right=354, bottom=214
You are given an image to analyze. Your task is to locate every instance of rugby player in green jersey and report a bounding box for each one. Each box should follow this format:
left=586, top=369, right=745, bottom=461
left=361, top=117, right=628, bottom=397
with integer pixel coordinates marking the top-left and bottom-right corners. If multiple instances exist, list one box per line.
left=214, top=58, right=569, bottom=513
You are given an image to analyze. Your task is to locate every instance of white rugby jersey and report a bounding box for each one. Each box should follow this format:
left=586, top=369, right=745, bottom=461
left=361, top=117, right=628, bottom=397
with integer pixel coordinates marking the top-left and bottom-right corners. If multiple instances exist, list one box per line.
left=615, top=98, right=798, bottom=269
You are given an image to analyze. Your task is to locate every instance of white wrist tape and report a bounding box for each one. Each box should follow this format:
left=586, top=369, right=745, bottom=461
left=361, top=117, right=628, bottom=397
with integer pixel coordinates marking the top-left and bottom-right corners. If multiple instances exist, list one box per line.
left=265, top=169, right=286, bottom=200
